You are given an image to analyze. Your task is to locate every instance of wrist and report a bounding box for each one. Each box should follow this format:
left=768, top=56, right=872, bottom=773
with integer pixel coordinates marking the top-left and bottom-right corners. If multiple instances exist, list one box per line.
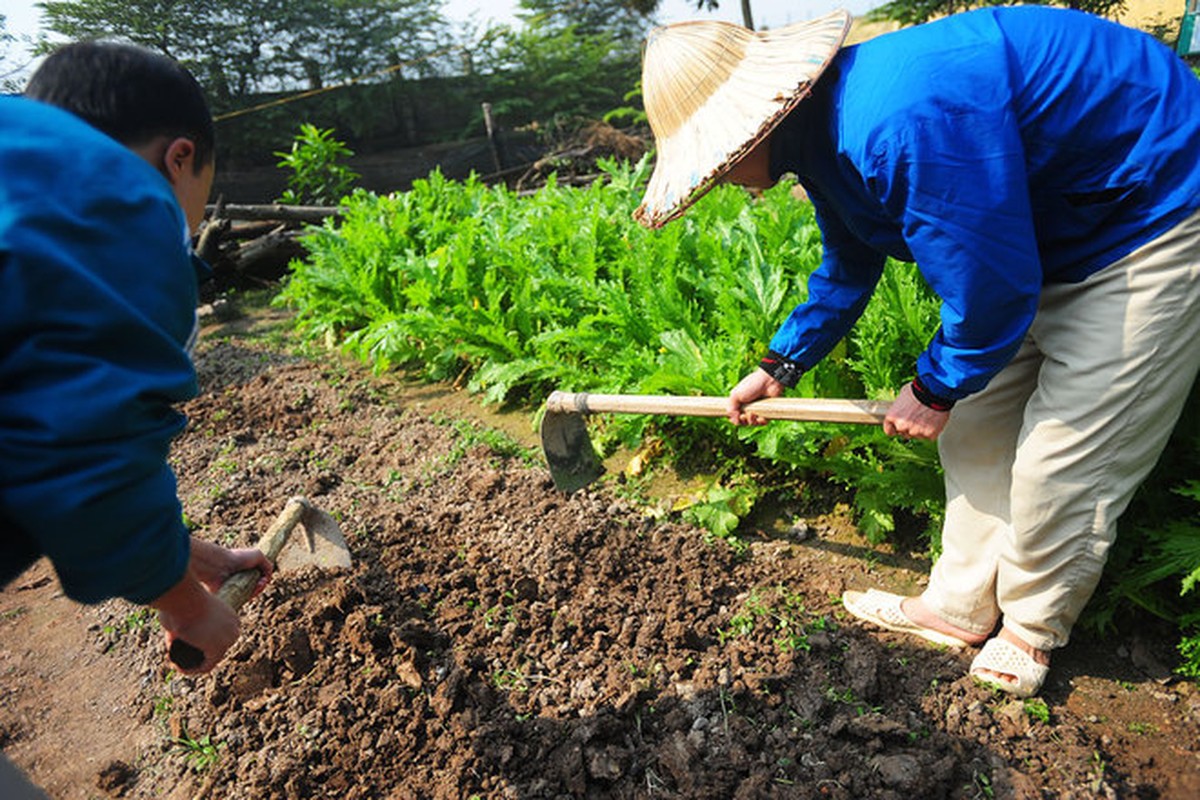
left=759, top=350, right=803, bottom=388
left=149, top=572, right=210, bottom=627
left=911, top=376, right=955, bottom=412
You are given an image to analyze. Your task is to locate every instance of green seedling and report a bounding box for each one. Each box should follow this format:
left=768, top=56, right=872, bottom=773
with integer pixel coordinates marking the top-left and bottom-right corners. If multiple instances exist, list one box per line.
left=213, top=458, right=238, bottom=475
left=173, top=731, right=224, bottom=773
left=102, top=607, right=157, bottom=641
left=492, top=669, right=527, bottom=691
left=152, top=693, right=174, bottom=722
left=718, top=586, right=822, bottom=653
left=971, top=770, right=995, bottom=799
left=1023, top=697, right=1051, bottom=724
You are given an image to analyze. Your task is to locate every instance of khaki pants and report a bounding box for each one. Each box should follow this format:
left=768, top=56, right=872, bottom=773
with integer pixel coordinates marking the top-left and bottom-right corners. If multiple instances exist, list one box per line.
left=923, top=207, right=1200, bottom=652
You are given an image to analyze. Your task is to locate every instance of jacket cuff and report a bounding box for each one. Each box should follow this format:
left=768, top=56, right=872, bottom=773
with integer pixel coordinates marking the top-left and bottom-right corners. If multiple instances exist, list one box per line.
left=911, top=376, right=956, bottom=411
left=760, top=350, right=803, bottom=388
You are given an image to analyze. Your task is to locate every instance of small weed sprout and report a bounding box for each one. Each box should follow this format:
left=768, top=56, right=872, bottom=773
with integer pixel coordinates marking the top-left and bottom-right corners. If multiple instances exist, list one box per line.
left=718, top=586, right=820, bottom=653
left=906, top=726, right=931, bottom=743
left=971, top=769, right=995, bottom=799
left=102, top=607, right=158, bottom=642
left=1089, top=750, right=1109, bottom=794
left=173, top=731, right=224, bottom=773
left=152, top=693, right=174, bottom=722
left=492, top=669, right=526, bottom=691
left=421, top=415, right=538, bottom=478
left=1023, top=697, right=1051, bottom=724
left=482, top=605, right=503, bottom=630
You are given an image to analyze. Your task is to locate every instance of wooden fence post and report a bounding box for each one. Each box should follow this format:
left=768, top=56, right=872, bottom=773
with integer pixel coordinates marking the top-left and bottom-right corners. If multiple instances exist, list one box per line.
left=481, top=102, right=508, bottom=172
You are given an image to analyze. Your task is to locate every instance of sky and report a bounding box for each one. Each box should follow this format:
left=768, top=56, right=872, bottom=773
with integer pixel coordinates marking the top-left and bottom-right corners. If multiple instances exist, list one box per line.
left=2, top=0, right=877, bottom=85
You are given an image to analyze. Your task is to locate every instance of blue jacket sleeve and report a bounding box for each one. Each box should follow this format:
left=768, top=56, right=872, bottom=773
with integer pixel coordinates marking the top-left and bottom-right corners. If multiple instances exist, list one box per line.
left=768, top=187, right=886, bottom=370
left=0, top=104, right=198, bottom=605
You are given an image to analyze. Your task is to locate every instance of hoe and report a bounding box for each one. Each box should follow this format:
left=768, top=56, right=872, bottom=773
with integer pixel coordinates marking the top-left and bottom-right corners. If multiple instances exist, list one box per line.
left=540, top=390, right=890, bottom=493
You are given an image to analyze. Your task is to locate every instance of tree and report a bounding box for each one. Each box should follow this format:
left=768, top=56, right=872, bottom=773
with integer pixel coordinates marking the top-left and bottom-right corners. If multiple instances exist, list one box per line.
left=597, top=0, right=756, bottom=31
left=481, top=10, right=642, bottom=134
left=738, top=0, right=754, bottom=30
left=36, top=0, right=449, bottom=106
left=0, top=13, right=38, bottom=93
left=516, top=0, right=657, bottom=42
left=682, top=0, right=753, bottom=30
left=0, top=14, right=16, bottom=91
left=867, top=0, right=1128, bottom=27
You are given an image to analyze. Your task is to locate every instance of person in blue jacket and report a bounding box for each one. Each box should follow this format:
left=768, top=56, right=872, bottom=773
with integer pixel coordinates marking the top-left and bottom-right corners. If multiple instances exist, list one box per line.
left=1, top=43, right=272, bottom=678
left=635, top=7, right=1200, bottom=696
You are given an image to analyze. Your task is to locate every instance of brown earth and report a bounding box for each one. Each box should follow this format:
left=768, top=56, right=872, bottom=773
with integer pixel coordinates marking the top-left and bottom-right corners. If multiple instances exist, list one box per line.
left=2, top=299, right=1199, bottom=800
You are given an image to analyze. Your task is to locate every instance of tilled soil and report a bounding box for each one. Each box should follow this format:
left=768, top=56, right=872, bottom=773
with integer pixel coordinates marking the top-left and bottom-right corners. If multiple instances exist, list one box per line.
left=2, top=305, right=1199, bottom=799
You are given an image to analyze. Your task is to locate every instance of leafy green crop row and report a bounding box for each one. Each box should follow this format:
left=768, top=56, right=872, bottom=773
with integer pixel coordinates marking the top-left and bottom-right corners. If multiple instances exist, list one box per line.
left=276, top=159, right=1199, bottom=675
left=278, top=158, right=943, bottom=539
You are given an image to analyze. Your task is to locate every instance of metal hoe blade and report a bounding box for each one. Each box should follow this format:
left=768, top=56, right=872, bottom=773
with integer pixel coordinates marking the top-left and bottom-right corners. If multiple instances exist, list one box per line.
left=277, top=504, right=353, bottom=571
left=540, top=409, right=604, bottom=493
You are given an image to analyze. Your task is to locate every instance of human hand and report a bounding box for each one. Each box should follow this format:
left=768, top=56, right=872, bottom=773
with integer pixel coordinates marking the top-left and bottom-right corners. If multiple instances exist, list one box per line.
left=152, top=574, right=241, bottom=674
left=153, top=538, right=273, bottom=673
left=883, top=382, right=950, bottom=440
left=727, top=368, right=785, bottom=425
left=189, top=536, right=272, bottom=599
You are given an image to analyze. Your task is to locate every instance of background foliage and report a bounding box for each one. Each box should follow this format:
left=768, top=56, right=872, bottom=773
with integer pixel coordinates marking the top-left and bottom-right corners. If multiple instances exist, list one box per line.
left=20, top=1, right=1193, bottom=170
left=0, top=12, right=33, bottom=93
left=868, top=0, right=1131, bottom=26
left=275, top=124, right=362, bottom=205
left=36, top=0, right=449, bottom=101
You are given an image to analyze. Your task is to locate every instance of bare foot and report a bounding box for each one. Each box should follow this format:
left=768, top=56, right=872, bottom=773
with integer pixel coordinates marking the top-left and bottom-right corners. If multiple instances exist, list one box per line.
left=974, top=627, right=1051, bottom=686
left=899, top=597, right=988, bottom=647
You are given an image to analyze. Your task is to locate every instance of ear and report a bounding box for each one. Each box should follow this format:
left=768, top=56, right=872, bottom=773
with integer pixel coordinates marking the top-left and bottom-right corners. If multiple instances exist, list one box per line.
left=161, top=137, right=197, bottom=186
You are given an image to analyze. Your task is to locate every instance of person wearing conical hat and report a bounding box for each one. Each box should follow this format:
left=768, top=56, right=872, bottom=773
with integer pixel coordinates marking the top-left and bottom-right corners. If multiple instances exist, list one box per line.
left=636, top=6, right=1200, bottom=697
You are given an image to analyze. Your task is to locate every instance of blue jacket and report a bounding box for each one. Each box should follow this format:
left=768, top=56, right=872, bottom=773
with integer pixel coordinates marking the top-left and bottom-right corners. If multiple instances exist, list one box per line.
left=0, top=97, right=197, bottom=604
left=767, top=7, right=1200, bottom=401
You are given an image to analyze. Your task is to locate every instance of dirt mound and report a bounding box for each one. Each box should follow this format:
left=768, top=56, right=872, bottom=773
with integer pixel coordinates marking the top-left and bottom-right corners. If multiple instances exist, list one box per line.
left=2, top=307, right=1199, bottom=799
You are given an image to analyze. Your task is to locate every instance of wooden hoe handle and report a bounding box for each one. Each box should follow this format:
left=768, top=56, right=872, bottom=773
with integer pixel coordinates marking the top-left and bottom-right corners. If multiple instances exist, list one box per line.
left=544, top=391, right=890, bottom=425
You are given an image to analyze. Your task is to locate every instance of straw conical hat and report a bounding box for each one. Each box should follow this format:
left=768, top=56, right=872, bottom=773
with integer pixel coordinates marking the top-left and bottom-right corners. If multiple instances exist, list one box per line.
left=633, top=9, right=851, bottom=229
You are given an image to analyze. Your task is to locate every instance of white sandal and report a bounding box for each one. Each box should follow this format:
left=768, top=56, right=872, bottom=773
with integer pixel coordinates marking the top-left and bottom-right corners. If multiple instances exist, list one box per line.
left=842, top=589, right=970, bottom=648
left=969, top=638, right=1050, bottom=697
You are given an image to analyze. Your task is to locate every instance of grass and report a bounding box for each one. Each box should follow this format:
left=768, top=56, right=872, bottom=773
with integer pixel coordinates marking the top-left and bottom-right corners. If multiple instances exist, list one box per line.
left=173, top=730, right=224, bottom=773
left=718, top=585, right=829, bottom=653
left=410, top=413, right=539, bottom=485
left=101, top=607, right=158, bottom=645
left=1023, top=697, right=1051, bottom=724
left=152, top=693, right=174, bottom=722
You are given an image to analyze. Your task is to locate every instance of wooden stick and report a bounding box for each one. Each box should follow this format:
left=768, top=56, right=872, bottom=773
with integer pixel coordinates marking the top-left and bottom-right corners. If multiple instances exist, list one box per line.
left=202, top=203, right=341, bottom=223
left=545, top=391, right=890, bottom=425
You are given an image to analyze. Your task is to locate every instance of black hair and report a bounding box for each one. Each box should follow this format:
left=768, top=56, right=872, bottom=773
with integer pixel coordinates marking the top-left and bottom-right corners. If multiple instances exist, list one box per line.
left=24, top=41, right=215, bottom=171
